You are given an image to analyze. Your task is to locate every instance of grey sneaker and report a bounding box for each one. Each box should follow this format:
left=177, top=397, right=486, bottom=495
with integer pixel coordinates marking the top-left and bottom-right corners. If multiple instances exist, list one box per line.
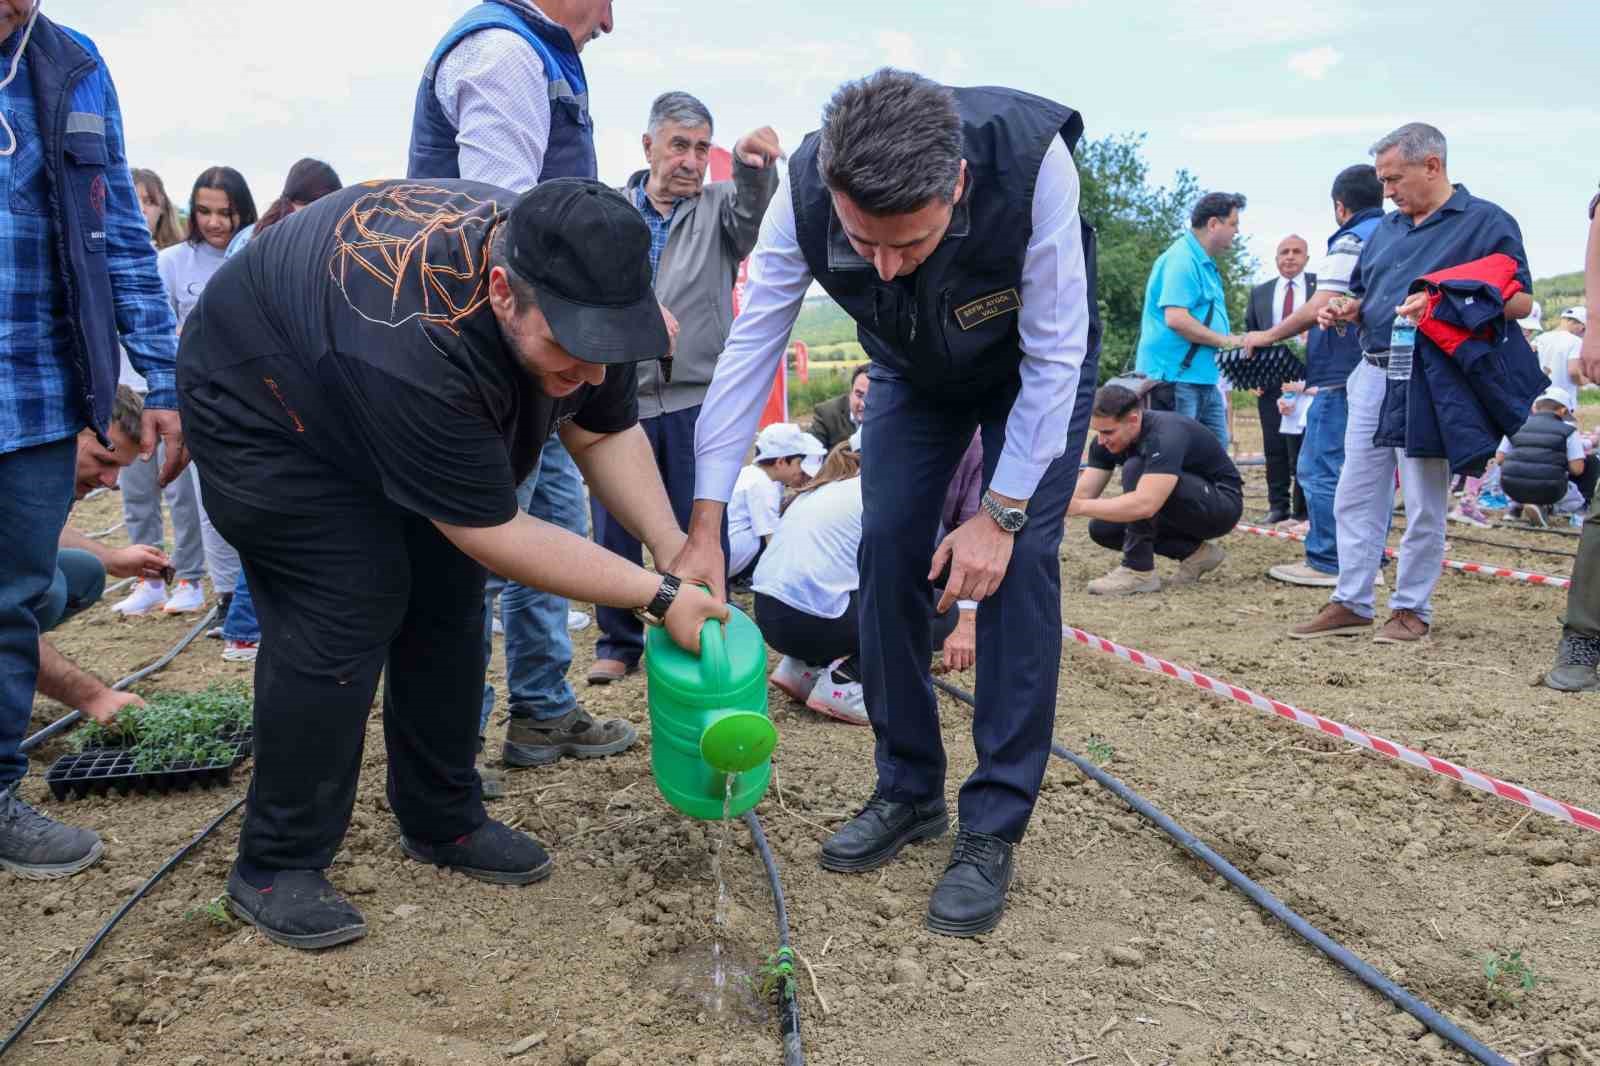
left=1543, top=628, right=1600, bottom=692
left=0, top=786, right=104, bottom=879
left=502, top=705, right=638, bottom=767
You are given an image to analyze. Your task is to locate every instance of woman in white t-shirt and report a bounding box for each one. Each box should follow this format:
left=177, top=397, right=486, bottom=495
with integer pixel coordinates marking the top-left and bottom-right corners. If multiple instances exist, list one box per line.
left=162, top=167, right=258, bottom=613
left=757, top=445, right=958, bottom=725
left=728, top=422, right=826, bottom=584
left=110, top=169, right=215, bottom=617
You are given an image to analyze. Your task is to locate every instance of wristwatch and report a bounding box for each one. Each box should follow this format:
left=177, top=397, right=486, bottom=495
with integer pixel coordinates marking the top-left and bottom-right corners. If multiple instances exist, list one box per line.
left=981, top=490, right=1028, bottom=533
left=633, top=573, right=681, bottom=627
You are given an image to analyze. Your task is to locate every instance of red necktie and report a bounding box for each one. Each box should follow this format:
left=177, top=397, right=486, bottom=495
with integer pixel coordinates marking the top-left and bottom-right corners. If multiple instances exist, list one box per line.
left=1282, top=280, right=1295, bottom=322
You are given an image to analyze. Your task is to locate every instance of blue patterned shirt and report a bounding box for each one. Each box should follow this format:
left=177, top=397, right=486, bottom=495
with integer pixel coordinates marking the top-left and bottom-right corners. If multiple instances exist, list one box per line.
left=0, top=28, right=177, bottom=454
left=633, top=182, right=679, bottom=279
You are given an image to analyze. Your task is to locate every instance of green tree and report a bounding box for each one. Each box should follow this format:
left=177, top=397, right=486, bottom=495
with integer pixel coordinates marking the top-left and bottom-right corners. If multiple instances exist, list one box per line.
left=1078, top=133, right=1257, bottom=380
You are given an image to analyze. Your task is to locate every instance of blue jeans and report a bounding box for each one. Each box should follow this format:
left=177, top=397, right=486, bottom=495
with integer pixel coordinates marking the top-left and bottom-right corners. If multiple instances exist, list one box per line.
left=221, top=570, right=260, bottom=643
left=36, top=549, right=106, bottom=634
left=1297, top=386, right=1349, bottom=574
left=1171, top=382, right=1229, bottom=448
left=480, top=437, right=586, bottom=732
left=1, top=437, right=78, bottom=790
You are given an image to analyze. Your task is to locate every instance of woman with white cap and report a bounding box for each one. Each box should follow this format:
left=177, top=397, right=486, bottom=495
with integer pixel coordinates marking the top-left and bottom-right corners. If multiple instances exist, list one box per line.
left=727, top=422, right=826, bottom=587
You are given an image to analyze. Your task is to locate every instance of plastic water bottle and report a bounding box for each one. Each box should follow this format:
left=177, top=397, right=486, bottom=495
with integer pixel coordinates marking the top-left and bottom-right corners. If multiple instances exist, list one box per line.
left=1387, top=314, right=1416, bottom=382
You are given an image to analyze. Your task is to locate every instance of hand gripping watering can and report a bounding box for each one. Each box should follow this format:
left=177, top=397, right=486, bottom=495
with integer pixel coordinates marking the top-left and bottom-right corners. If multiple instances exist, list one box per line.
left=645, top=605, right=777, bottom=820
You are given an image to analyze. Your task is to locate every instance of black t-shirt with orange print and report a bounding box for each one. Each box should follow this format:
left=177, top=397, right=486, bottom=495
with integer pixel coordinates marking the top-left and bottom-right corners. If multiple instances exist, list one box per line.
left=176, top=179, right=636, bottom=527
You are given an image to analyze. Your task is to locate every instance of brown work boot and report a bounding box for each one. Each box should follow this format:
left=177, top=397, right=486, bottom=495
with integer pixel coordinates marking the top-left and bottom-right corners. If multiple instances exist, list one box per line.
left=502, top=706, right=638, bottom=767
left=1287, top=602, right=1372, bottom=640
left=1373, top=609, right=1429, bottom=644
left=586, top=658, right=637, bottom=685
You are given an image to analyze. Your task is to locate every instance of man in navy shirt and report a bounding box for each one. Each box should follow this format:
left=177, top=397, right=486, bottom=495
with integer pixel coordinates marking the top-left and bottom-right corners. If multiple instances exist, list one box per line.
left=1290, top=123, right=1532, bottom=645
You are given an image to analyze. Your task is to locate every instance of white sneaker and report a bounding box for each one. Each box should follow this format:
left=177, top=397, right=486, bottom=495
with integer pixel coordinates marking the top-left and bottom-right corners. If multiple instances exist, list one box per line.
left=1267, top=562, right=1339, bottom=588
left=567, top=609, right=592, bottom=632
left=769, top=656, right=824, bottom=703
left=804, top=665, right=869, bottom=726
left=161, top=580, right=206, bottom=614
left=222, top=640, right=259, bottom=663
left=112, top=579, right=167, bottom=616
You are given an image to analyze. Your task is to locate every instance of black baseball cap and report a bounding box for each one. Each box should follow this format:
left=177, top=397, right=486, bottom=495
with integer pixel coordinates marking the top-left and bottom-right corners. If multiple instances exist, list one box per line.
left=505, top=178, right=668, bottom=365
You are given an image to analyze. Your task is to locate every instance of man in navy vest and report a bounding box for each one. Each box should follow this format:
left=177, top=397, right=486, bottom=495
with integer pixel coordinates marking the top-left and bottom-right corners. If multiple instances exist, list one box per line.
left=1240, top=164, right=1385, bottom=589
left=0, top=1, right=184, bottom=880
left=680, top=70, right=1098, bottom=936
left=409, top=0, right=638, bottom=791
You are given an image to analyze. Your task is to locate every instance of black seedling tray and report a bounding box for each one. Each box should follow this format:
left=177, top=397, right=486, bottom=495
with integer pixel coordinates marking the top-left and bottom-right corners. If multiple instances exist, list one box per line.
left=45, top=730, right=253, bottom=801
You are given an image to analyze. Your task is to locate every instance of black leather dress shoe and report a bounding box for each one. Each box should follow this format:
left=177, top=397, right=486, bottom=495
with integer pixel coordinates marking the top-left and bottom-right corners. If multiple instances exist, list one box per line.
left=926, top=827, right=1014, bottom=937
left=819, top=793, right=948, bottom=873
left=1260, top=508, right=1290, bottom=526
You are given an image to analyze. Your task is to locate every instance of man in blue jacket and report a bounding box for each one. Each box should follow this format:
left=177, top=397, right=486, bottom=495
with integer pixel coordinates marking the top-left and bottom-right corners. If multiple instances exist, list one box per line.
left=0, top=0, right=185, bottom=878
left=1290, top=123, right=1532, bottom=645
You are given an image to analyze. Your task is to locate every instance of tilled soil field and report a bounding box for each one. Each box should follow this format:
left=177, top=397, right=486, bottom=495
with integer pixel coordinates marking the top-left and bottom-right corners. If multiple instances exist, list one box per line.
left=5, top=416, right=1598, bottom=1066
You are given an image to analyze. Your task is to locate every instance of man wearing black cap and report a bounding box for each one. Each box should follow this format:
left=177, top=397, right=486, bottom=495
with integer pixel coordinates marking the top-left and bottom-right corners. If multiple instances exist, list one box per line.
left=178, top=176, right=725, bottom=950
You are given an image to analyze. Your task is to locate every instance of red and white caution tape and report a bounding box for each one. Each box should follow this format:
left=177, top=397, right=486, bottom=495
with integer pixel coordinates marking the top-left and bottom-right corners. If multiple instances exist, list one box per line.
left=1233, top=522, right=1572, bottom=590
left=1062, top=624, right=1600, bottom=835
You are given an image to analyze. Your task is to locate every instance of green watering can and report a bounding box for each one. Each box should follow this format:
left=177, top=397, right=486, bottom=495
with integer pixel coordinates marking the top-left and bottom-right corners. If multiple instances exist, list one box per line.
left=645, top=604, right=777, bottom=820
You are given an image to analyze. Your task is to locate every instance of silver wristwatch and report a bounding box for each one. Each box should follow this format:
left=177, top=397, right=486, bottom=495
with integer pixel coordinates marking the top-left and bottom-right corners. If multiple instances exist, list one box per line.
left=981, top=490, right=1028, bottom=533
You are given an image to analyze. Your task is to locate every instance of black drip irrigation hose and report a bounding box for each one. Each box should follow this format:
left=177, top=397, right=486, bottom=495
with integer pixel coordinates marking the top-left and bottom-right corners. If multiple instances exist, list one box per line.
left=0, top=796, right=246, bottom=1058
left=20, top=605, right=219, bottom=755
left=929, top=676, right=1511, bottom=1066
left=743, top=811, right=803, bottom=1066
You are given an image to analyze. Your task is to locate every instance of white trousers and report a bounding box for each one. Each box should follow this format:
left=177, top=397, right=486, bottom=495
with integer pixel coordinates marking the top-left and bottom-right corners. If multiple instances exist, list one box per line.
left=1331, top=360, right=1450, bottom=622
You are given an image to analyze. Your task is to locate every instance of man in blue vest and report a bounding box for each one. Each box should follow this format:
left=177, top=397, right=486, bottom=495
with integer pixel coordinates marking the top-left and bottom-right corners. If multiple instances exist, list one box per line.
left=409, top=0, right=634, bottom=792
left=1240, top=164, right=1385, bottom=588
left=0, top=1, right=184, bottom=880
left=680, top=70, right=1098, bottom=937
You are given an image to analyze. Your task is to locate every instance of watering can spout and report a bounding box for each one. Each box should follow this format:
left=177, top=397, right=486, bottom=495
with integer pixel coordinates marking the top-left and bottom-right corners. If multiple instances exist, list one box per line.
left=699, top=710, right=778, bottom=775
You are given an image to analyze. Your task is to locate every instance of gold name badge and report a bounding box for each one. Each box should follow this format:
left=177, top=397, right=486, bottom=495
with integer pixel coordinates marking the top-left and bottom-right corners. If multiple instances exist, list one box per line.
left=953, top=288, right=1022, bottom=330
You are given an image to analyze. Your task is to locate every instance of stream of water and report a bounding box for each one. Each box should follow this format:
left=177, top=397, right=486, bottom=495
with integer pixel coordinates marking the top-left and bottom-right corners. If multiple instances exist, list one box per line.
left=709, top=770, right=736, bottom=1015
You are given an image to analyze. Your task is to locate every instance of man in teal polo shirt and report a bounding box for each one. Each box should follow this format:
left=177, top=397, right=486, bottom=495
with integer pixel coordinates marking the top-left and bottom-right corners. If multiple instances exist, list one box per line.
left=1134, top=192, right=1249, bottom=446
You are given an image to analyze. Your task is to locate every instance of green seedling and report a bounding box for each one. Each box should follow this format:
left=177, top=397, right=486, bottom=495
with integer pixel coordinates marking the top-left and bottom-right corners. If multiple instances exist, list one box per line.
left=1086, top=735, right=1115, bottom=767
left=752, top=947, right=796, bottom=1004
left=186, top=896, right=234, bottom=928
left=74, top=682, right=252, bottom=772
left=1482, top=948, right=1537, bottom=1003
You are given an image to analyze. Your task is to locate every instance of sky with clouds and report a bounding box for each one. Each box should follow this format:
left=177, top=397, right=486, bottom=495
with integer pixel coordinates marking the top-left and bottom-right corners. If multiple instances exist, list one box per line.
left=50, top=0, right=1597, bottom=284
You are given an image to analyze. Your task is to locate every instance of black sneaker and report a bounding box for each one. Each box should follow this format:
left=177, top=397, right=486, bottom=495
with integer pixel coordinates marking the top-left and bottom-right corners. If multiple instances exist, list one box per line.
left=0, top=786, right=103, bottom=879
left=926, top=827, right=1014, bottom=937
left=819, top=792, right=948, bottom=873
left=400, top=819, right=553, bottom=885
left=1544, top=628, right=1600, bottom=692
left=502, top=705, right=637, bottom=767
left=224, top=865, right=367, bottom=950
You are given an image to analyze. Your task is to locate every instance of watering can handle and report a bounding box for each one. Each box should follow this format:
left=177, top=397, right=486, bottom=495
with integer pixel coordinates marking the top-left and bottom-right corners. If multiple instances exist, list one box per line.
left=700, top=617, right=731, bottom=690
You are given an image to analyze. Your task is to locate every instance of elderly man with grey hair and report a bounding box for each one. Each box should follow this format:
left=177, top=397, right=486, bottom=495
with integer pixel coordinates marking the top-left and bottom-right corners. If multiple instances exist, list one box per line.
left=587, top=92, right=782, bottom=682
left=1290, top=122, right=1533, bottom=645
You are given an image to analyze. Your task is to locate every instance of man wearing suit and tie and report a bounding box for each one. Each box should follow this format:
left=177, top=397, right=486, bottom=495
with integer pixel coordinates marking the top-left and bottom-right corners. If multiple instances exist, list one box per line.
left=1244, top=236, right=1315, bottom=524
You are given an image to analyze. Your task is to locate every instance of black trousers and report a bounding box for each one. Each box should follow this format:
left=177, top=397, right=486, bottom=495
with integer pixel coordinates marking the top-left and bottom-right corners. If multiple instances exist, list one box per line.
left=203, top=484, right=488, bottom=871
left=1087, top=458, right=1245, bottom=571
left=1258, top=386, right=1304, bottom=516
left=1577, top=457, right=1599, bottom=508
left=754, top=589, right=958, bottom=669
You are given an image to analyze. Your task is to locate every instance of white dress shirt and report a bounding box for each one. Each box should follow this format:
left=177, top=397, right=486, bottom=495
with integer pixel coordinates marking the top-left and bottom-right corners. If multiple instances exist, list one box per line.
left=694, top=134, right=1091, bottom=504
left=1271, top=273, right=1309, bottom=329
left=434, top=2, right=558, bottom=193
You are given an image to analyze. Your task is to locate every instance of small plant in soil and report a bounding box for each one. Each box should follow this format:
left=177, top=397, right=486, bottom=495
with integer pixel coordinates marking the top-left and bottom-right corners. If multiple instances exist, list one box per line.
left=185, top=896, right=235, bottom=928
left=750, top=947, right=796, bottom=1004
left=74, top=682, right=252, bottom=771
left=1482, top=948, right=1537, bottom=1003
left=1086, top=735, right=1115, bottom=766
